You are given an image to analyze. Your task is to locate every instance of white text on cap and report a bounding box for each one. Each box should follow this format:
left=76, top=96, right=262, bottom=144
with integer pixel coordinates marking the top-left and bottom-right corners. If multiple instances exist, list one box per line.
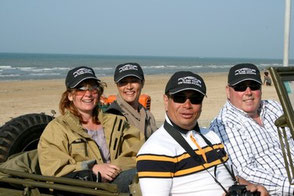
left=178, top=76, right=202, bottom=87
left=119, top=64, right=138, bottom=72
left=235, top=68, right=257, bottom=76
left=73, top=68, right=94, bottom=78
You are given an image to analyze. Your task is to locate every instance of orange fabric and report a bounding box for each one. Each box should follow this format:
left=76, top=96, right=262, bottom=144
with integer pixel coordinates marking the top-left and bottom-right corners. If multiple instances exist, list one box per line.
left=190, top=134, right=207, bottom=163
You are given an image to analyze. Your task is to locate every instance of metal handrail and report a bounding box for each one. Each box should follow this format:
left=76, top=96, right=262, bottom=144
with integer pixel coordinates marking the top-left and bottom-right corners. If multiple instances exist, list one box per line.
left=0, top=168, right=129, bottom=196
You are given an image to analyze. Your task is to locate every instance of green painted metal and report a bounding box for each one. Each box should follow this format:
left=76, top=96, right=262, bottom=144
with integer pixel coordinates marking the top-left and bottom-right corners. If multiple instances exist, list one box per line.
left=0, top=168, right=129, bottom=196
left=269, top=66, right=294, bottom=184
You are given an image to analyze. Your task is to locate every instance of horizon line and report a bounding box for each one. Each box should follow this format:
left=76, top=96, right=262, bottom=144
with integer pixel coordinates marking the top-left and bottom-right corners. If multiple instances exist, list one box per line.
left=0, top=52, right=291, bottom=61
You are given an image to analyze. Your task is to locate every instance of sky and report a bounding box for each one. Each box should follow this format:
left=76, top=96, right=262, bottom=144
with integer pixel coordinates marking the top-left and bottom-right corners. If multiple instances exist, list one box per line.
left=1, top=0, right=293, bottom=59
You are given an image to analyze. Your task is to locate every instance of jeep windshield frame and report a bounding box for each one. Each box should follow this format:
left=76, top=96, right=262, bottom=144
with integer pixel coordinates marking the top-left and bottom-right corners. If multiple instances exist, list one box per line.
left=269, top=66, right=294, bottom=184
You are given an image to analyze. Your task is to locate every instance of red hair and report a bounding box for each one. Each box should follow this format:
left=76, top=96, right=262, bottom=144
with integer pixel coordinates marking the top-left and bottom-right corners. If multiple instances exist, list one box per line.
left=59, top=81, right=106, bottom=124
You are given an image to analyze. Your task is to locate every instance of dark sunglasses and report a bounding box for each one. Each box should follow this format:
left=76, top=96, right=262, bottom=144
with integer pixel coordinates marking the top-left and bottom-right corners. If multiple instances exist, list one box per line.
left=170, top=93, right=204, bottom=104
left=230, top=83, right=261, bottom=92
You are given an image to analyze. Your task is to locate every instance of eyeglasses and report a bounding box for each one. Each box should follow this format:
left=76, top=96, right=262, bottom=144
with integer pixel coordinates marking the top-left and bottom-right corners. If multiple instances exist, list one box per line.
left=170, top=93, right=204, bottom=104
left=75, top=85, right=99, bottom=94
left=230, top=83, right=261, bottom=92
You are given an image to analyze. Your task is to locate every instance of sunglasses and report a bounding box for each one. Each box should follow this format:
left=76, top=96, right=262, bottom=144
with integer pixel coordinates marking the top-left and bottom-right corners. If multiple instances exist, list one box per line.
left=170, top=93, right=204, bottom=104
left=230, top=83, right=261, bottom=92
left=75, top=85, right=99, bottom=94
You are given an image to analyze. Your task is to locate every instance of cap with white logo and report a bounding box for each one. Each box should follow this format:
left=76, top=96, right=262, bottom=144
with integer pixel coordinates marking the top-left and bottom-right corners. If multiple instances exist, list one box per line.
left=165, top=71, right=206, bottom=96
left=114, top=62, right=144, bottom=83
left=228, top=63, right=262, bottom=86
left=65, top=66, right=100, bottom=89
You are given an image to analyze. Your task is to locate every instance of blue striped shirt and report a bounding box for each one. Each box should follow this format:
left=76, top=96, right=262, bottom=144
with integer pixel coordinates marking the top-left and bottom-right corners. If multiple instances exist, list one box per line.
left=210, top=100, right=294, bottom=195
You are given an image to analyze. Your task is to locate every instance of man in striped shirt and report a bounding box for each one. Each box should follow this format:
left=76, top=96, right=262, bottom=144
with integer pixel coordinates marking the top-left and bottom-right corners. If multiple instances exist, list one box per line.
left=210, top=63, right=294, bottom=195
left=136, top=71, right=267, bottom=196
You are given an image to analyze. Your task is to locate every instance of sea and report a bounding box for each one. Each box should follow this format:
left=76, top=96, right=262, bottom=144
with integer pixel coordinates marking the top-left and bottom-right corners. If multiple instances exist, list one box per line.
left=0, top=53, right=291, bottom=81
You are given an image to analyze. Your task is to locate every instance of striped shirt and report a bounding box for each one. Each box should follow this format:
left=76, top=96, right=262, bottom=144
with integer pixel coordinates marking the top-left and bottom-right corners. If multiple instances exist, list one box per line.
left=136, top=116, right=234, bottom=196
left=210, top=100, right=294, bottom=195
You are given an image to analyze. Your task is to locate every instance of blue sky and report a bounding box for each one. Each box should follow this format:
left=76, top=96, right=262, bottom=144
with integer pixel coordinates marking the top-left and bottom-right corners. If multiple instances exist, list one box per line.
left=1, top=0, right=293, bottom=59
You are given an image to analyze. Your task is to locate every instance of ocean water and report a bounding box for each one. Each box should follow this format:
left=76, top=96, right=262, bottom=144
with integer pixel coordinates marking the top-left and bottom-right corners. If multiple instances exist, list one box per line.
left=0, top=53, right=291, bottom=81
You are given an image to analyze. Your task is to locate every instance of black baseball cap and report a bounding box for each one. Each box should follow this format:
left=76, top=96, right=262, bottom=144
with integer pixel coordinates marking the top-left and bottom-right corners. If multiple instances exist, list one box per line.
left=165, top=71, right=206, bottom=96
left=228, top=63, right=262, bottom=86
left=65, top=66, right=100, bottom=89
left=114, top=62, right=144, bottom=83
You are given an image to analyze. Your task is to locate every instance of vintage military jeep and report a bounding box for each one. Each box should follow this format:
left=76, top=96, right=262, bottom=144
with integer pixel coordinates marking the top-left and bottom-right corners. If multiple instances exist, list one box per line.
left=0, top=113, right=134, bottom=196
left=1, top=67, right=294, bottom=195
left=268, top=66, right=294, bottom=185
left=0, top=94, right=152, bottom=196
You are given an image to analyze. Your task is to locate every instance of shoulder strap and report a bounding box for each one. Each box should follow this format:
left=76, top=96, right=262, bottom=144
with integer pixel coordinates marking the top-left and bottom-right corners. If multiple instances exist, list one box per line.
left=164, top=121, right=203, bottom=163
left=163, top=120, right=229, bottom=194
left=198, top=133, right=237, bottom=183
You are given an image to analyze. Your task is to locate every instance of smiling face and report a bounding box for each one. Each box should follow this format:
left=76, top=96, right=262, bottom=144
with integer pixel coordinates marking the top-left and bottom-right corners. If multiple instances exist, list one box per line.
left=226, top=80, right=262, bottom=118
left=68, top=80, right=100, bottom=115
left=116, top=76, right=144, bottom=109
left=164, top=90, right=203, bottom=130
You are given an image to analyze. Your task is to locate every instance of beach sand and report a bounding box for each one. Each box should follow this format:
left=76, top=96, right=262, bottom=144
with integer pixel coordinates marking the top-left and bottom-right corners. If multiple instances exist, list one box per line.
left=0, top=73, right=279, bottom=127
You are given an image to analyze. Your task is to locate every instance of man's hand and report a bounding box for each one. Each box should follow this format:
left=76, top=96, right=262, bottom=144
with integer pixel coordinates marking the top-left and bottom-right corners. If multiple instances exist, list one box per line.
left=92, top=163, right=122, bottom=182
left=236, top=176, right=269, bottom=196
left=246, top=184, right=269, bottom=196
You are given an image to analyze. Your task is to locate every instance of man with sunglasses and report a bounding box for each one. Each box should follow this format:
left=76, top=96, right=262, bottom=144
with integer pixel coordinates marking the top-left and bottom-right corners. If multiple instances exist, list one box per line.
left=105, top=62, right=157, bottom=140
left=210, top=63, right=294, bottom=195
left=136, top=71, right=267, bottom=195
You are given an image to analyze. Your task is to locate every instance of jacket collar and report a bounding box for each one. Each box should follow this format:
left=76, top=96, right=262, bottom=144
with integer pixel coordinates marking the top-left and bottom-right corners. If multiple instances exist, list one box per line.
left=63, top=111, right=91, bottom=138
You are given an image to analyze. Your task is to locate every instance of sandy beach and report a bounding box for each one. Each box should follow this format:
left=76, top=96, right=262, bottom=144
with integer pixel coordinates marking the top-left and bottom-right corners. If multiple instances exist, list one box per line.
left=0, top=72, right=279, bottom=128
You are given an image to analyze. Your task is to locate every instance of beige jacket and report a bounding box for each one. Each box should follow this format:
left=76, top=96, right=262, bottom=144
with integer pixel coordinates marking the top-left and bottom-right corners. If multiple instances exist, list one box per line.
left=38, top=111, right=144, bottom=177
left=105, top=94, right=157, bottom=139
